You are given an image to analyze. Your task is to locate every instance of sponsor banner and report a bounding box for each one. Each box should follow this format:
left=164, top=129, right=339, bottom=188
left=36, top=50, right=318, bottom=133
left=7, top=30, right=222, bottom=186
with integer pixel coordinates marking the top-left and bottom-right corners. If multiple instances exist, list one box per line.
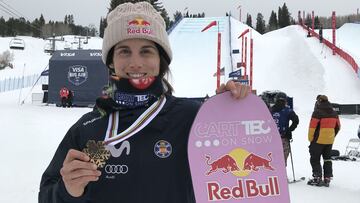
left=67, top=65, right=88, bottom=86
left=188, top=93, right=290, bottom=202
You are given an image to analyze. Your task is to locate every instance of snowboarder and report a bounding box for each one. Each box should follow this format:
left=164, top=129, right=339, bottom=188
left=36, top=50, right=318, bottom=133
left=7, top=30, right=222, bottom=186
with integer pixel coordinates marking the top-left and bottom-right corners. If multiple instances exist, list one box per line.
left=271, top=92, right=299, bottom=167
left=38, top=2, right=250, bottom=202
left=307, top=95, right=341, bottom=187
left=358, top=124, right=360, bottom=139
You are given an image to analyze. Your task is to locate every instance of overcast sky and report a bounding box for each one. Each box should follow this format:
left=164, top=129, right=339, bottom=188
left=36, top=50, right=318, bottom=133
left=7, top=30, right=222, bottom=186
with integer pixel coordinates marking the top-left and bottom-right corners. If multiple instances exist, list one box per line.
left=0, top=0, right=359, bottom=28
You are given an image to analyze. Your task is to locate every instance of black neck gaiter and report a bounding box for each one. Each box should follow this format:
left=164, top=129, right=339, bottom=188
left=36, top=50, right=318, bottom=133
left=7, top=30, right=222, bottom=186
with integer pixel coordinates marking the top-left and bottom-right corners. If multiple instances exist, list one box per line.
left=96, top=77, right=164, bottom=113
left=112, top=77, right=164, bottom=109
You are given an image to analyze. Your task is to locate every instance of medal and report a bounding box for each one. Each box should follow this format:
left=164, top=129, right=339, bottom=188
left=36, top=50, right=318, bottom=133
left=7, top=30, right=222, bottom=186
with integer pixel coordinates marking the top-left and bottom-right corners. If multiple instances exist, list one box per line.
left=83, top=140, right=111, bottom=168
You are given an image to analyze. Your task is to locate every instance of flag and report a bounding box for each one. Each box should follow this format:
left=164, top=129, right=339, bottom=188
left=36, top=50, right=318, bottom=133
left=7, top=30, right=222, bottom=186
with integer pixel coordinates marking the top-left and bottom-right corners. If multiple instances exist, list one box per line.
left=229, top=69, right=242, bottom=78
left=213, top=67, right=225, bottom=77
left=40, top=69, right=49, bottom=76
left=238, top=28, right=249, bottom=38
left=201, top=21, right=217, bottom=32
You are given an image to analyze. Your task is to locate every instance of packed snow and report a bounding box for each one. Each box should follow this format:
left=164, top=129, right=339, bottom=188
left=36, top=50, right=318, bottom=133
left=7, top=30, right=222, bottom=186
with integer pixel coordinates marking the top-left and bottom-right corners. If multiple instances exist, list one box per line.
left=0, top=18, right=360, bottom=202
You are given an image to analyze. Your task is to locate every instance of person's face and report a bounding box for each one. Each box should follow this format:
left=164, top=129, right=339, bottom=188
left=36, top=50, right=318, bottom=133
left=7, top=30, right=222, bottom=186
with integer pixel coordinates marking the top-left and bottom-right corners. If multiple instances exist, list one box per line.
left=111, top=39, right=160, bottom=79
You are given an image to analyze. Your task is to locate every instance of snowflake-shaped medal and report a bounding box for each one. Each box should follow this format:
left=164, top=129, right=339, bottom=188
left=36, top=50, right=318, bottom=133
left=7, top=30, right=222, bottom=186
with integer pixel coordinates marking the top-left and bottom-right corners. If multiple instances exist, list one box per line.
left=83, top=140, right=110, bottom=168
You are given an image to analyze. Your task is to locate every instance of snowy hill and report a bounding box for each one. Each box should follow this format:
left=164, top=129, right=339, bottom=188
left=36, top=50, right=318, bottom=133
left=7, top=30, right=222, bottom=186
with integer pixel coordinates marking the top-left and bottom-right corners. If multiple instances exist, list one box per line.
left=1, top=18, right=360, bottom=203
left=0, top=35, right=102, bottom=80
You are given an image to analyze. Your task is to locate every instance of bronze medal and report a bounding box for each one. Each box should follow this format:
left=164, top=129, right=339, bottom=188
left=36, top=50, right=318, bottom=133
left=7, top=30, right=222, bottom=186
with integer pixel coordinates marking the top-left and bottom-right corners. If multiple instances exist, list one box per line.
left=83, top=140, right=110, bottom=168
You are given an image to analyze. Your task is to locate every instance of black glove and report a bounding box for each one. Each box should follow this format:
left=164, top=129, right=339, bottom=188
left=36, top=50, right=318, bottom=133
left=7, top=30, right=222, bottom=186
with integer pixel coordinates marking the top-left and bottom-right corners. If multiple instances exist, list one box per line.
left=285, top=130, right=292, bottom=140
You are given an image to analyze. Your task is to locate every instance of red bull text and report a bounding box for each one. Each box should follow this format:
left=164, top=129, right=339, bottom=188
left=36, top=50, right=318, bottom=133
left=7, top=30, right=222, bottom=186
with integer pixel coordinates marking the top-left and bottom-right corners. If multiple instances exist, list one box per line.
left=127, top=19, right=153, bottom=35
left=207, top=176, right=280, bottom=201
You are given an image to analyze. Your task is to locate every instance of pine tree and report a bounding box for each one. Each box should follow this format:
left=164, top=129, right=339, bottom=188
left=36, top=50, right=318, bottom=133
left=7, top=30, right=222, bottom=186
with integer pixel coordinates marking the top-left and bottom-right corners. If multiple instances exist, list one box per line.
left=278, top=6, right=283, bottom=28
left=0, top=17, right=6, bottom=37
left=68, top=15, right=75, bottom=25
left=268, top=11, right=278, bottom=31
left=255, top=13, right=266, bottom=34
left=185, top=11, right=189, bottom=18
left=32, top=18, right=41, bottom=37
left=279, top=3, right=291, bottom=28
left=39, top=14, right=45, bottom=26
left=99, top=17, right=105, bottom=38
left=109, top=0, right=123, bottom=12
left=305, top=14, right=312, bottom=27
left=246, top=14, right=252, bottom=28
left=314, top=16, right=320, bottom=28
left=107, top=0, right=171, bottom=29
left=173, top=11, right=183, bottom=22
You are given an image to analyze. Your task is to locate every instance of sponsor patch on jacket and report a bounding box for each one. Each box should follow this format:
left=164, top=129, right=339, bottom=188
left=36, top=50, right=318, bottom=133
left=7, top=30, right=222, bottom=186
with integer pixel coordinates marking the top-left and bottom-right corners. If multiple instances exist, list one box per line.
left=154, top=140, right=172, bottom=158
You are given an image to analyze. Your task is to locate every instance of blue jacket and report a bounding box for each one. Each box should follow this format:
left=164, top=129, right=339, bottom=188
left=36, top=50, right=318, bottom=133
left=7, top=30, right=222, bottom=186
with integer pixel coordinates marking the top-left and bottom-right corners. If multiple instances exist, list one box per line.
left=271, top=102, right=299, bottom=139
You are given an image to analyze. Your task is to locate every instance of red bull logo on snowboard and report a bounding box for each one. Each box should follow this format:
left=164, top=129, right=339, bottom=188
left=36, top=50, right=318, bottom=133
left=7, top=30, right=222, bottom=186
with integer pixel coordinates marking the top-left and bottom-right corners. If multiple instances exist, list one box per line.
left=207, top=176, right=280, bottom=201
left=205, top=154, right=240, bottom=175
left=127, top=18, right=154, bottom=36
left=205, top=148, right=275, bottom=177
left=243, top=152, right=274, bottom=171
left=205, top=148, right=279, bottom=201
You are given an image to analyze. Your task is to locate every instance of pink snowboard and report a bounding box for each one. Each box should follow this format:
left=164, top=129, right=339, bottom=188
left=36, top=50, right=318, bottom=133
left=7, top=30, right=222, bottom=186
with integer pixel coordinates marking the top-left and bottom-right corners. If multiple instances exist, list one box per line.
left=188, top=92, right=290, bottom=203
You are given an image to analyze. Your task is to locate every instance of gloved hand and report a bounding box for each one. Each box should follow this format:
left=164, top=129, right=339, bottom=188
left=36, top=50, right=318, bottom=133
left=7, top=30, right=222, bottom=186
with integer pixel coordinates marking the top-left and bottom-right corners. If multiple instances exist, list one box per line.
left=285, top=130, right=292, bottom=140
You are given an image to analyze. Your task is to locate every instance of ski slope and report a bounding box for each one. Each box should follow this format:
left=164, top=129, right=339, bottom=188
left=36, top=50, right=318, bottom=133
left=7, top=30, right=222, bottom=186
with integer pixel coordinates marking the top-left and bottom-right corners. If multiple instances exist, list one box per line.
left=1, top=18, right=360, bottom=203
left=0, top=35, right=102, bottom=79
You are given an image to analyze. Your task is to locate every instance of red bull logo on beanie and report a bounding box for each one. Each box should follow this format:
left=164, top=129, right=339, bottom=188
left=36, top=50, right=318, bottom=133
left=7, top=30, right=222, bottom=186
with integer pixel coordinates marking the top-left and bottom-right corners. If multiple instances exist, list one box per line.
left=127, top=18, right=154, bottom=36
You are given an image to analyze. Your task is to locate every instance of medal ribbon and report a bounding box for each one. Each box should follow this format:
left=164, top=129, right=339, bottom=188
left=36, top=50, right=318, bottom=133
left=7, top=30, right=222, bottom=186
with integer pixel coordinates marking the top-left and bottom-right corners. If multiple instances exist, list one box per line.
left=104, top=95, right=166, bottom=146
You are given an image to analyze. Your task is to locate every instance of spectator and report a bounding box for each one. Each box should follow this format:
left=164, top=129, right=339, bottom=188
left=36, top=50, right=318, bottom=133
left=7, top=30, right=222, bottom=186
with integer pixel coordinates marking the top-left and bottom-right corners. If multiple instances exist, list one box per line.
left=319, top=25, right=323, bottom=43
left=59, top=86, right=72, bottom=107
left=307, top=95, right=341, bottom=187
left=271, top=92, right=299, bottom=167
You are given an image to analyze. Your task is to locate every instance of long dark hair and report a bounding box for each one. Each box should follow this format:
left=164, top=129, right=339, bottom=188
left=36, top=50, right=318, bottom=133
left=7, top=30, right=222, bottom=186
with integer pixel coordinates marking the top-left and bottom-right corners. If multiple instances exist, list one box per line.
left=105, top=43, right=173, bottom=94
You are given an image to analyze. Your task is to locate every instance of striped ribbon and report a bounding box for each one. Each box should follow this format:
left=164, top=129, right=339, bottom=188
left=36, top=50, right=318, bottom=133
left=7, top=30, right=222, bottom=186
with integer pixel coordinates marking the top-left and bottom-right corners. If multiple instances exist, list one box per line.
left=103, top=95, right=166, bottom=146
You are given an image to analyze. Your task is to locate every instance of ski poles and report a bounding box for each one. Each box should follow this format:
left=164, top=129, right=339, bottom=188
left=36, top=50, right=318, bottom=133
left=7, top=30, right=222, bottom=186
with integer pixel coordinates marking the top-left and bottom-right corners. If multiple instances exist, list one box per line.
left=289, top=141, right=296, bottom=182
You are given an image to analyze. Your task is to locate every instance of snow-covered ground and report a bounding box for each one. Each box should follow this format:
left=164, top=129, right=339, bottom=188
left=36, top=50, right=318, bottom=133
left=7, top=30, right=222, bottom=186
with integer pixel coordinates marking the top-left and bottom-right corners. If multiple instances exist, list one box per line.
left=0, top=35, right=102, bottom=79
left=1, top=18, right=360, bottom=202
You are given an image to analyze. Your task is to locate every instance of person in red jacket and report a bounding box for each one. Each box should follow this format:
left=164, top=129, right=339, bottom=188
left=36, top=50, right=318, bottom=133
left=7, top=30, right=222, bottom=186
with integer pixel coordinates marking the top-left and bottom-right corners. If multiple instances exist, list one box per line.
left=59, top=86, right=72, bottom=107
left=307, top=95, right=340, bottom=187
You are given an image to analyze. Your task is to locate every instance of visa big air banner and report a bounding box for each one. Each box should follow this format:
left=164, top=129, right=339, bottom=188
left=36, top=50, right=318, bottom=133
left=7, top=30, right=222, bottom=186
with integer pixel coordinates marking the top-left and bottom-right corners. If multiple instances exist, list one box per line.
left=188, top=93, right=290, bottom=203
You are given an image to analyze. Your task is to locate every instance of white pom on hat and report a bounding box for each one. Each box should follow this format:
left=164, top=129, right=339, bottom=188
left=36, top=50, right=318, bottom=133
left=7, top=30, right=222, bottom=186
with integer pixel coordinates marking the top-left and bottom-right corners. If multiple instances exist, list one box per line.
left=102, top=1, right=172, bottom=65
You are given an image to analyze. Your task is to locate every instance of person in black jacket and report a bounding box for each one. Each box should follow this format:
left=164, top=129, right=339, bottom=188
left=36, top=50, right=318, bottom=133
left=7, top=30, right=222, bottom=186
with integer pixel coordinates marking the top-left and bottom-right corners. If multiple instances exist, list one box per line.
left=319, top=25, right=323, bottom=43
left=271, top=92, right=299, bottom=167
left=38, top=2, right=250, bottom=203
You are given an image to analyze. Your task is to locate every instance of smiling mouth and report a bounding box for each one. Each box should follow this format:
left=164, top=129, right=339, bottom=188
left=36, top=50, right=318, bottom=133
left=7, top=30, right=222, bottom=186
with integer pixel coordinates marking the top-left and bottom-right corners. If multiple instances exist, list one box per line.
left=127, top=73, right=147, bottom=78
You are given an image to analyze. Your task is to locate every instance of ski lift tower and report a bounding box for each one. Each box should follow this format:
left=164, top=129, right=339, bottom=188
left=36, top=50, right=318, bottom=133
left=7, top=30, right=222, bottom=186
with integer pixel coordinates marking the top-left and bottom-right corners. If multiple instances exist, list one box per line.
left=47, top=33, right=63, bottom=54
left=74, top=36, right=87, bottom=49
